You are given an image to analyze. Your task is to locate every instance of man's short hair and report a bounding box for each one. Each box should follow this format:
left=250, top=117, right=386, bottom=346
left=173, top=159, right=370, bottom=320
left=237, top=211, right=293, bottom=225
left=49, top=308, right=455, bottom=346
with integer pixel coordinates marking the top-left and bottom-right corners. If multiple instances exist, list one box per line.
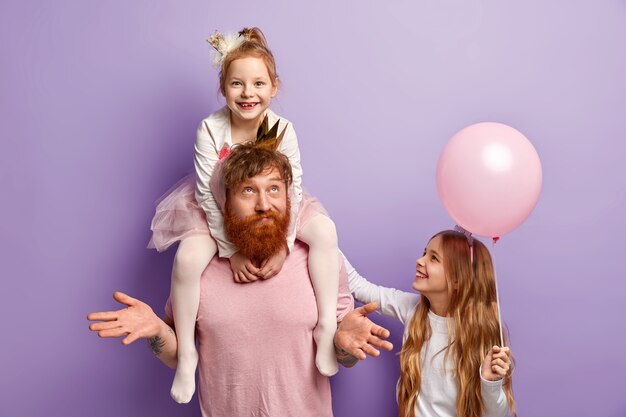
left=222, top=142, right=293, bottom=189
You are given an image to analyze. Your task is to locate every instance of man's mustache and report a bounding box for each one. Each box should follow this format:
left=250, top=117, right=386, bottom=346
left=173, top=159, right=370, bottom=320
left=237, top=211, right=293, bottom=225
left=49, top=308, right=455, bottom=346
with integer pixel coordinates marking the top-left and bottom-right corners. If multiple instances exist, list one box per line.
left=245, top=210, right=282, bottom=224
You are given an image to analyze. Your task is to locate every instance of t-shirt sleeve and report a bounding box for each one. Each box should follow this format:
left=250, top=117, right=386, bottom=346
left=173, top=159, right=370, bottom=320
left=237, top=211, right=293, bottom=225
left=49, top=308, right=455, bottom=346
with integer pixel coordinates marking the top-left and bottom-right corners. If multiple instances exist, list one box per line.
left=480, top=372, right=508, bottom=417
left=335, top=256, right=354, bottom=322
left=163, top=297, right=174, bottom=326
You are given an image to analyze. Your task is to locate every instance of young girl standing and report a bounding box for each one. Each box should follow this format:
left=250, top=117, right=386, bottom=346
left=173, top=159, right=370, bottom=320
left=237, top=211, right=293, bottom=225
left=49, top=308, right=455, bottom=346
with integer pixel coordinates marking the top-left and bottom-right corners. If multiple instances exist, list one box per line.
left=344, top=229, right=516, bottom=417
left=148, top=28, right=341, bottom=403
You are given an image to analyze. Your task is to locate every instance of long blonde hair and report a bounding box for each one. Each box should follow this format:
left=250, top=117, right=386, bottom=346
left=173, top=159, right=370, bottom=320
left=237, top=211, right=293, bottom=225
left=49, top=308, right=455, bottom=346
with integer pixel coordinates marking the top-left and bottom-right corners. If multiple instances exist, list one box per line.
left=397, top=230, right=516, bottom=417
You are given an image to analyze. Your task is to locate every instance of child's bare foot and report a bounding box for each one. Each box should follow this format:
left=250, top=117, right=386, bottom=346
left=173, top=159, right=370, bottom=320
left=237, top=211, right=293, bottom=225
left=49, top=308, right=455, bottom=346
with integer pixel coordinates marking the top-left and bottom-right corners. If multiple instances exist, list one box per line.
left=170, top=349, right=198, bottom=403
left=314, top=320, right=338, bottom=376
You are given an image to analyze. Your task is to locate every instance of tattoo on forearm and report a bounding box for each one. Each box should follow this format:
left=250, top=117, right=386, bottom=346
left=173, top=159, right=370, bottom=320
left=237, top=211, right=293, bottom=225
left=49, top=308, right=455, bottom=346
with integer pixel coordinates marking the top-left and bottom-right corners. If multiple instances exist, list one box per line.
left=335, top=345, right=359, bottom=367
left=148, top=336, right=165, bottom=356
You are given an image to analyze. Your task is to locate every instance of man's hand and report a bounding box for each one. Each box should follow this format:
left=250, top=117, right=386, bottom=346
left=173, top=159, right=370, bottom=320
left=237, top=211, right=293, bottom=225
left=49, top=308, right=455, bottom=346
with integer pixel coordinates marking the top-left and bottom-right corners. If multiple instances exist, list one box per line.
left=258, top=246, right=287, bottom=279
left=334, top=302, right=393, bottom=362
left=229, top=252, right=261, bottom=283
left=481, top=345, right=512, bottom=381
left=87, top=292, right=161, bottom=345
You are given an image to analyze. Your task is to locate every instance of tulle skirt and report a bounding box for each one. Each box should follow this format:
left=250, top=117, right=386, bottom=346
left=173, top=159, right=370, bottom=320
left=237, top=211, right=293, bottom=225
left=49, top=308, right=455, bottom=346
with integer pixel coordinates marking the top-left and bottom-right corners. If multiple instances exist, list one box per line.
left=147, top=174, right=328, bottom=252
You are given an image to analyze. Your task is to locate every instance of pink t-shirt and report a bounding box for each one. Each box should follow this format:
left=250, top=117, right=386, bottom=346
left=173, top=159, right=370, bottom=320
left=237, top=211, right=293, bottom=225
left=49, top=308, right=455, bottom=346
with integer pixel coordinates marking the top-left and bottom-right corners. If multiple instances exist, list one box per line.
left=166, top=242, right=353, bottom=417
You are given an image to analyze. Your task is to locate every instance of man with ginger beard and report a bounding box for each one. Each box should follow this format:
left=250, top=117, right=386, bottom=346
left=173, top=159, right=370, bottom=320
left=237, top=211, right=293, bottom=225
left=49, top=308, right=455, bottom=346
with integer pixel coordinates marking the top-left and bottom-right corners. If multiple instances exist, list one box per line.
left=223, top=175, right=291, bottom=268
left=88, top=143, right=393, bottom=417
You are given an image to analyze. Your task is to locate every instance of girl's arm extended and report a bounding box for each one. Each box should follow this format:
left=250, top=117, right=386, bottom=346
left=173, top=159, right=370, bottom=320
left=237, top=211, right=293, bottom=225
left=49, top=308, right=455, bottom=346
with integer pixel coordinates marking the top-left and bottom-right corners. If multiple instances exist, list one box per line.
left=341, top=251, right=420, bottom=325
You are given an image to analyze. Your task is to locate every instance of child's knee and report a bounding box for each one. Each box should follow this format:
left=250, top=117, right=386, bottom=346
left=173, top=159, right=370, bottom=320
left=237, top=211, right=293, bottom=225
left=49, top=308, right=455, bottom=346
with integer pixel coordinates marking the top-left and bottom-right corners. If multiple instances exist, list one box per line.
left=174, top=237, right=215, bottom=271
left=303, top=216, right=338, bottom=248
left=173, top=245, right=200, bottom=273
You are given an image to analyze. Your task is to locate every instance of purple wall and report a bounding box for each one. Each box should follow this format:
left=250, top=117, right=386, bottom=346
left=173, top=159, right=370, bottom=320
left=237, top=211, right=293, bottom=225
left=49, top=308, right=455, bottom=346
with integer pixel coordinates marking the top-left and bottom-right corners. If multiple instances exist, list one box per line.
left=2, top=1, right=625, bottom=416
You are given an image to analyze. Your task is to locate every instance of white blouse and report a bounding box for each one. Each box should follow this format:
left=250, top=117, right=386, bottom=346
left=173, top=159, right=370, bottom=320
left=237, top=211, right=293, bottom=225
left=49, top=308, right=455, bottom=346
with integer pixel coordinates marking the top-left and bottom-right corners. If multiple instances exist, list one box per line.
left=342, top=254, right=508, bottom=417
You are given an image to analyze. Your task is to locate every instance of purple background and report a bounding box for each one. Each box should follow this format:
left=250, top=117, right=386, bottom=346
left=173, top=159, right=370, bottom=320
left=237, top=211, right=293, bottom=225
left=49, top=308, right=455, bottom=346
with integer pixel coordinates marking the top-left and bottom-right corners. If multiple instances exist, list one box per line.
left=2, top=1, right=625, bottom=416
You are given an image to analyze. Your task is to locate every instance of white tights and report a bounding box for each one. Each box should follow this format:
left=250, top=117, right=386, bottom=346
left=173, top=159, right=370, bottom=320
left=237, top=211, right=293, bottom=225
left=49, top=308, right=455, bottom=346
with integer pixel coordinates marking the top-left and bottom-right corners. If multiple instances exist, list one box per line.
left=169, top=235, right=217, bottom=403
left=299, top=214, right=340, bottom=377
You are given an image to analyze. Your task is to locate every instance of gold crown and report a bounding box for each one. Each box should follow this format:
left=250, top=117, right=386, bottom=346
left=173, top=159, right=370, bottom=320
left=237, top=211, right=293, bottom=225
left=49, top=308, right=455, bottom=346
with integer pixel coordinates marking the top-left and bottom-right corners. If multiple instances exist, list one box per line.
left=255, top=115, right=287, bottom=151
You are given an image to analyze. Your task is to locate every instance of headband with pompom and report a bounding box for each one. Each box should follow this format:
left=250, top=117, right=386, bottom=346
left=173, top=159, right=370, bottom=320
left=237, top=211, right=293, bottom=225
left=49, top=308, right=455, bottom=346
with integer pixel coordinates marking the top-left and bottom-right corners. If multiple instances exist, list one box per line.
left=208, top=30, right=246, bottom=69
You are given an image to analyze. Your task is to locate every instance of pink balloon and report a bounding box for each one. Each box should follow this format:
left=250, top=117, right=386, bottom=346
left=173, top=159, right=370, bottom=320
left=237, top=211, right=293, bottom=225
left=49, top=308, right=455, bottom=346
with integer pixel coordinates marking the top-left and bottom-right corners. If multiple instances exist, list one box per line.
left=436, top=122, right=542, bottom=238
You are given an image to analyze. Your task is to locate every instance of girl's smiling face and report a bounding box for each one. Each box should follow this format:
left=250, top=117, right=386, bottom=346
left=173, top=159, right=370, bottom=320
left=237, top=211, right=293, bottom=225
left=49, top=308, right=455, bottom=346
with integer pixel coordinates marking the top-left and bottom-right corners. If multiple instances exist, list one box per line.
left=223, top=56, right=277, bottom=126
left=412, top=235, right=449, bottom=304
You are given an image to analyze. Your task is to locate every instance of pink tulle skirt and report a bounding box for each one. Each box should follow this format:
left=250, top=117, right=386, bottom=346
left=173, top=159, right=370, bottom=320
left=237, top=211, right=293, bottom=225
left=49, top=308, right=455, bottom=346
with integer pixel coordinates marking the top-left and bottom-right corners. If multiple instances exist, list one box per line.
left=148, top=174, right=328, bottom=252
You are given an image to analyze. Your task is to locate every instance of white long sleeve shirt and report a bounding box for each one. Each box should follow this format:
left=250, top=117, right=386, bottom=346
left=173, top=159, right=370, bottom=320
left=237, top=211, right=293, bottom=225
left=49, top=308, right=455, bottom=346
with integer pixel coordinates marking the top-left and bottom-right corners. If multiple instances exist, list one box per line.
left=194, top=107, right=303, bottom=258
left=342, top=255, right=508, bottom=417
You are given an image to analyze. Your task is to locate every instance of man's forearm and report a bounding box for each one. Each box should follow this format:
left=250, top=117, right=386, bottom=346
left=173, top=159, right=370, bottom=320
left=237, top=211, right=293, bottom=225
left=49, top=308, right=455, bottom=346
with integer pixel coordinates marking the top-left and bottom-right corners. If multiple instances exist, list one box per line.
left=147, top=319, right=178, bottom=369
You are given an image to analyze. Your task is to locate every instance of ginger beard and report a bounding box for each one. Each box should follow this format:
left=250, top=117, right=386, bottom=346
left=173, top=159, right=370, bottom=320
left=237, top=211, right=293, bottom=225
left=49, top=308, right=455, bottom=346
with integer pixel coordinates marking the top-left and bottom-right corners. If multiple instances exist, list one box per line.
left=224, top=197, right=291, bottom=267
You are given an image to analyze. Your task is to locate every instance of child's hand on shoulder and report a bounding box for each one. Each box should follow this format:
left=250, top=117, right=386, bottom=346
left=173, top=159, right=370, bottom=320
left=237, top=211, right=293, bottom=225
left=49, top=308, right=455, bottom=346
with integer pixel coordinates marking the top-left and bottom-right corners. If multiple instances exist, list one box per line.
left=481, top=345, right=511, bottom=381
left=229, top=252, right=261, bottom=283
